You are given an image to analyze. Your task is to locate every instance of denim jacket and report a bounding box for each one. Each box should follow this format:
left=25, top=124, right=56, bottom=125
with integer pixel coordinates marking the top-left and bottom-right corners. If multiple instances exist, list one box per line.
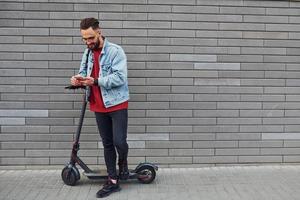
left=78, top=38, right=129, bottom=108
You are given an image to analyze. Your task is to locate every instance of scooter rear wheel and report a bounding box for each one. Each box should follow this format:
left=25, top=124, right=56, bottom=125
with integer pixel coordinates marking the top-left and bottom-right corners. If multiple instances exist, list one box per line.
left=61, top=166, right=78, bottom=186
left=136, top=165, right=156, bottom=184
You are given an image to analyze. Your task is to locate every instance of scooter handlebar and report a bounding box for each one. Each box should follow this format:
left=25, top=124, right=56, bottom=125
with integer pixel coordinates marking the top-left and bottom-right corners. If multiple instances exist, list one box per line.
left=65, top=85, right=87, bottom=90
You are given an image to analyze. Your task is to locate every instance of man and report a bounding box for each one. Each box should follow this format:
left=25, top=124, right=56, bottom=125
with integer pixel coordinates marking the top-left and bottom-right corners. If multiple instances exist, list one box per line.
left=70, top=18, right=129, bottom=198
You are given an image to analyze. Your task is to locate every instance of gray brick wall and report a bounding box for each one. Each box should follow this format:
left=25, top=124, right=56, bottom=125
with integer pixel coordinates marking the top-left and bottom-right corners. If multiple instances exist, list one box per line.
left=1, top=0, right=300, bottom=167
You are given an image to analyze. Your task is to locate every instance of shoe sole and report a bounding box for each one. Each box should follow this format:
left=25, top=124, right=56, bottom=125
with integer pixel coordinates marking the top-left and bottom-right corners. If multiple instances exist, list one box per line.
left=96, top=187, right=121, bottom=198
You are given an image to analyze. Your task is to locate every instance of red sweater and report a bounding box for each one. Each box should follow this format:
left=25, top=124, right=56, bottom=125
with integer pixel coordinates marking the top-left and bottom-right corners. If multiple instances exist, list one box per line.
left=89, top=48, right=128, bottom=113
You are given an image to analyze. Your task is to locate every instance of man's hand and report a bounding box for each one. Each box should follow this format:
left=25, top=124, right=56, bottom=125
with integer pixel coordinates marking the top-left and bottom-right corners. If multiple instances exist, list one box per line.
left=70, top=74, right=83, bottom=86
left=80, top=76, right=95, bottom=86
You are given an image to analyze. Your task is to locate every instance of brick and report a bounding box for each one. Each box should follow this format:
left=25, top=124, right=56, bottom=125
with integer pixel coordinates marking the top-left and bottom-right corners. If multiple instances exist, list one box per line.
left=194, top=125, right=239, bottom=133
left=127, top=53, right=169, bottom=61
left=240, top=110, right=284, bottom=117
left=220, top=23, right=265, bottom=31
left=170, top=133, right=215, bottom=141
left=197, top=30, right=242, bottom=38
left=241, top=47, right=286, bottom=55
left=261, top=148, right=300, bottom=155
left=0, top=117, right=25, bottom=125
left=149, top=0, right=195, bottom=5
left=150, top=13, right=196, bottom=21
left=197, top=14, right=242, bottom=22
left=193, top=156, right=238, bottom=164
left=266, top=8, right=300, bottom=16
left=147, top=94, right=193, bottom=101
left=0, top=19, right=23, bottom=27
left=0, top=36, right=23, bottom=44
left=1, top=126, right=49, bottom=133
left=239, top=141, right=283, bottom=148
left=146, top=78, right=193, bottom=85
left=0, top=28, right=49, bottom=36
left=122, top=37, right=170, bottom=45
left=26, top=118, right=73, bottom=125
left=146, top=156, right=192, bottom=164
left=128, top=75, right=146, bottom=87
left=216, top=148, right=260, bottom=156
left=129, top=149, right=168, bottom=156
left=243, top=31, right=288, bottom=39
left=219, top=71, right=264, bottom=78
left=241, top=63, right=285, bottom=71
left=0, top=102, right=24, bottom=109
left=0, top=85, right=25, bottom=93
left=147, top=110, right=192, bottom=117
left=128, top=134, right=169, bottom=140
left=216, top=133, right=261, bottom=140
left=240, top=125, right=283, bottom=133
left=193, top=141, right=238, bottom=148
left=25, top=3, right=73, bottom=11
left=2, top=142, right=50, bottom=149
left=262, top=133, right=300, bottom=140
left=170, top=54, right=216, bottom=62
left=194, top=110, right=239, bottom=117
left=0, top=53, right=23, bottom=60
left=147, top=126, right=192, bottom=133
left=1, top=158, right=49, bottom=165
left=169, top=149, right=214, bottom=156
left=25, top=20, right=73, bottom=28
left=25, top=102, right=72, bottom=109
left=148, top=30, right=195, bottom=38
left=244, top=0, right=289, bottom=7
left=217, top=55, right=263, bottom=62
left=128, top=69, right=170, bottom=77
left=217, top=102, right=261, bottom=109
left=239, top=156, right=282, bottom=163
left=195, top=79, right=241, bottom=86
left=129, top=102, right=169, bottom=109
left=147, top=45, right=192, bottom=53
left=124, top=4, right=171, bottom=12
left=0, top=134, right=25, bottom=141
left=171, top=118, right=216, bottom=125
left=170, top=102, right=216, bottom=109
left=220, top=6, right=265, bottom=15
left=194, top=63, right=240, bottom=70
left=244, top=16, right=288, bottom=23
left=0, top=2, right=23, bottom=10
left=0, top=110, right=48, bottom=117
left=171, top=86, right=217, bottom=94
left=218, top=118, right=261, bottom=125
left=24, top=53, right=73, bottom=61
left=128, top=118, right=169, bottom=125
left=241, top=79, right=285, bottom=86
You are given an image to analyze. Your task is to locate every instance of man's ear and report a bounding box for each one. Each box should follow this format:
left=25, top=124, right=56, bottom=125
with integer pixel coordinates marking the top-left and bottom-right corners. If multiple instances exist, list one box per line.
left=96, top=28, right=101, bottom=35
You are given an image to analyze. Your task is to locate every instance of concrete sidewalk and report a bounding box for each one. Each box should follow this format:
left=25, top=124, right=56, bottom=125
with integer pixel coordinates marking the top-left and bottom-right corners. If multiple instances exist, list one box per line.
left=1, top=165, right=300, bottom=200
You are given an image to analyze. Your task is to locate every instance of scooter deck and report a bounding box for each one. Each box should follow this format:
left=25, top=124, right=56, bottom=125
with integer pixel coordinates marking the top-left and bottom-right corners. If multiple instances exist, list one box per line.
left=83, top=170, right=137, bottom=180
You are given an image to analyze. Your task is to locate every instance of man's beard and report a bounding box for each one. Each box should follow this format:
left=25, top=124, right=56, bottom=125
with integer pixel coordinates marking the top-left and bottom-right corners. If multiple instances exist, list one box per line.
left=87, top=39, right=100, bottom=50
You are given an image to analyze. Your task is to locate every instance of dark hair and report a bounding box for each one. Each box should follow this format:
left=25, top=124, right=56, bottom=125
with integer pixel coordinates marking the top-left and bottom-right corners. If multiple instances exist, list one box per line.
left=80, top=18, right=100, bottom=30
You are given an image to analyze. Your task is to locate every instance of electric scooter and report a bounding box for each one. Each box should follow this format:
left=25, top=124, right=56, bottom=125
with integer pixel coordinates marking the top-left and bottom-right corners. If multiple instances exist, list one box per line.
left=61, top=85, right=158, bottom=186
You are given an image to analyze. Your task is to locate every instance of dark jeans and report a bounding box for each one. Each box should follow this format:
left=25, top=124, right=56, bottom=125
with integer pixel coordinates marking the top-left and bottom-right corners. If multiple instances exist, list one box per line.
left=95, top=109, right=128, bottom=179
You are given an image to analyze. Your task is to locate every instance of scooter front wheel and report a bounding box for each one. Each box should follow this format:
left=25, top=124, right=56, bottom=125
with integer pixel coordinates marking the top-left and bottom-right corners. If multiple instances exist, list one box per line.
left=136, top=165, right=156, bottom=184
left=61, top=166, right=78, bottom=186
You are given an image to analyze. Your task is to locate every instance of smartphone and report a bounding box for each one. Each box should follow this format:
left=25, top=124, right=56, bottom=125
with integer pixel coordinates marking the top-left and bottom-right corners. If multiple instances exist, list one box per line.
left=74, top=76, right=85, bottom=81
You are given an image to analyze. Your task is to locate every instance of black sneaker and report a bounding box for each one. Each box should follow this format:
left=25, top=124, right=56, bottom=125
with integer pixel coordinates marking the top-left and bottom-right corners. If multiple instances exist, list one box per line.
left=118, top=160, right=129, bottom=180
left=96, top=178, right=121, bottom=198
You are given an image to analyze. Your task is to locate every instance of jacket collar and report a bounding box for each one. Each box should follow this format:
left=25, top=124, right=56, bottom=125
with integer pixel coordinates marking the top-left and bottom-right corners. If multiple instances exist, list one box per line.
left=100, top=36, right=107, bottom=55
